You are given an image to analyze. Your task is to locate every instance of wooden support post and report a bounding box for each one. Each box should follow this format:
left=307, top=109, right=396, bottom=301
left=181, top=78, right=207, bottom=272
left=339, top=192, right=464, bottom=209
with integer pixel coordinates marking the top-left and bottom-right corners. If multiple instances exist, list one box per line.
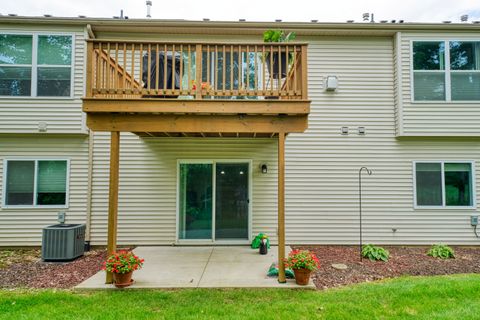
left=278, top=131, right=286, bottom=283
left=85, top=42, right=93, bottom=98
left=106, top=131, right=120, bottom=284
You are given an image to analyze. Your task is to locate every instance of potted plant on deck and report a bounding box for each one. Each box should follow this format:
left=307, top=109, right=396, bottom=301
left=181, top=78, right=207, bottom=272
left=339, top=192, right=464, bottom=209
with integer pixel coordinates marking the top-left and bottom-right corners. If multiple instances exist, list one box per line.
left=103, top=250, right=144, bottom=288
left=263, top=29, right=296, bottom=79
left=285, top=249, right=320, bottom=285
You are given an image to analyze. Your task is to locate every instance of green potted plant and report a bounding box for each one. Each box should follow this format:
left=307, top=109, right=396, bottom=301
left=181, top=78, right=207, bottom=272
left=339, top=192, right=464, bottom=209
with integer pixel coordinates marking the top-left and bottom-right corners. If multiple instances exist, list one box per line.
left=263, top=30, right=296, bottom=79
left=103, top=250, right=144, bottom=288
left=284, top=249, right=320, bottom=285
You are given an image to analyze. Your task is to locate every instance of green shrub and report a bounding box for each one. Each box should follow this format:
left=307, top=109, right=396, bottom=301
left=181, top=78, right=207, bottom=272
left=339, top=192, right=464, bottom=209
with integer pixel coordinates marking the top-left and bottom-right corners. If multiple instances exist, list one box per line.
left=428, top=244, right=455, bottom=259
left=362, top=244, right=390, bottom=262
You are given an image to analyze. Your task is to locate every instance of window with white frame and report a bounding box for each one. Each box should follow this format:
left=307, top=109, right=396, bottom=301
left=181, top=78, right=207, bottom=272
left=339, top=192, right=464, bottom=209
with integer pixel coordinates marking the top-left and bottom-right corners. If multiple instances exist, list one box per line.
left=413, top=40, right=480, bottom=101
left=3, top=160, right=69, bottom=207
left=0, top=34, right=73, bottom=97
left=414, top=161, right=475, bottom=208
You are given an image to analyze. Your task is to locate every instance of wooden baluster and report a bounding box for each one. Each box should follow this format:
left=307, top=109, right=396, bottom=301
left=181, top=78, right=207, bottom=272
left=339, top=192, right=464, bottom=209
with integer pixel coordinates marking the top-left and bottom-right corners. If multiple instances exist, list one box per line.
left=179, top=44, right=183, bottom=94
left=147, top=44, right=151, bottom=94
left=187, top=45, right=191, bottom=93
left=122, top=43, right=127, bottom=94
left=163, top=44, right=168, bottom=94
left=106, top=43, right=111, bottom=93
left=131, top=43, right=135, bottom=93
left=214, top=45, right=218, bottom=94
left=293, top=45, right=297, bottom=96
left=171, top=44, right=176, bottom=96
left=96, top=43, right=101, bottom=93
left=253, top=45, right=258, bottom=96
left=246, top=45, right=249, bottom=95
left=195, top=44, right=202, bottom=99
left=262, top=45, right=266, bottom=96
left=230, top=45, right=233, bottom=94
left=270, top=45, right=273, bottom=94
left=238, top=44, right=242, bottom=94
left=278, top=45, right=282, bottom=95
left=222, top=45, right=226, bottom=94
left=114, top=43, right=119, bottom=94
left=139, top=44, right=143, bottom=94
left=206, top=45, right=210, bottom=95
left=155, top=44, right=160, bottom=95
left=285, top=45, right=289, bottom=96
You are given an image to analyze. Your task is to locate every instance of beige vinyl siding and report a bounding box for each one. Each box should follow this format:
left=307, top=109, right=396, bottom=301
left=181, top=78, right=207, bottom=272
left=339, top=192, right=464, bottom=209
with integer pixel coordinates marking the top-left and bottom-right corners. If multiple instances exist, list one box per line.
left=399, top=32, right=480, bottom=136
left=285, top=35, right=480, bottom=245
left=89, top=133, right=277, bottom=246
left=0, top=24, right=86, bottom=134
left=0, top=135, right=89, bottom=246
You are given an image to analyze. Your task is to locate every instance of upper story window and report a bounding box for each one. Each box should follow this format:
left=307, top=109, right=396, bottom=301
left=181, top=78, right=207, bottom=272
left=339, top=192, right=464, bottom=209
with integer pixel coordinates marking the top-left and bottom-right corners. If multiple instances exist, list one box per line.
left=3, top=159, right=69, bottom=208
left=412, top=40, right=480, bottom=102
left=414, top=161, right=475, bottom=208
left=0, top=34, right=73, bottom=97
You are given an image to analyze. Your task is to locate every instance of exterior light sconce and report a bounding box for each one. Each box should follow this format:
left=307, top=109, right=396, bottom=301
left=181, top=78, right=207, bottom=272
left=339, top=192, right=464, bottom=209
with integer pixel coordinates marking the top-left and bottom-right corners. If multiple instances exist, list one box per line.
left=38, top=122, right=48, bottom=132
left=341, top=127, right=349, bottom=135
left=325, top=76, right=338, bottom=91
left=261, top=164, right=268, bottom=174
left=358, top=127, right=366, bottom=135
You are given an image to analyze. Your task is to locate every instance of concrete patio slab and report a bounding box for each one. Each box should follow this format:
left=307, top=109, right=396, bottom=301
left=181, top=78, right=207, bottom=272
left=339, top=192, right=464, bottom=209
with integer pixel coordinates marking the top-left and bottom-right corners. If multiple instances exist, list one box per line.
left=76, top=246, right=316, bottom=290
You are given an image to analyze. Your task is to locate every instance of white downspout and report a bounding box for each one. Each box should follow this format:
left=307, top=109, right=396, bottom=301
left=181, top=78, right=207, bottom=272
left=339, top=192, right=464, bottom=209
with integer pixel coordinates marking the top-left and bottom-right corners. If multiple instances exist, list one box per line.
left=85, top=129, right=95, bottom=246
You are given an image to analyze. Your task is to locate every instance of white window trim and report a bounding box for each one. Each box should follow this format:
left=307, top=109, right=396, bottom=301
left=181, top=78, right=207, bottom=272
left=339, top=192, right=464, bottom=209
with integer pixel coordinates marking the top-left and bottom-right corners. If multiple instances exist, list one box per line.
left=2, top=158, right=70, bottom=209
left=0, top=31, right=75, bottom=99
left=410, top=39, right=480, bottom=103
left=175, top=159, right=253, bottom=245
left=412, top=160, right=477, bottom=210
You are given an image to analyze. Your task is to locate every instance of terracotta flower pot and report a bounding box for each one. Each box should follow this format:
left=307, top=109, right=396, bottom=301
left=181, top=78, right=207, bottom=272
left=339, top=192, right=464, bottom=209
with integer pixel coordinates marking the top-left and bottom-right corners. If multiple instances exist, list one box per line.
left=113, top=271, right=134, bottom=288
left=293, top=268, right=312, bottom=285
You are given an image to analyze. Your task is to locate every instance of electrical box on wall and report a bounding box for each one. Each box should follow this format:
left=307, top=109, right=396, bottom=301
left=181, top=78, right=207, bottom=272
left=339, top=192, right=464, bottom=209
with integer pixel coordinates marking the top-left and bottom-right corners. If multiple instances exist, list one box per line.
left=471, top=215, right=478, bottom=226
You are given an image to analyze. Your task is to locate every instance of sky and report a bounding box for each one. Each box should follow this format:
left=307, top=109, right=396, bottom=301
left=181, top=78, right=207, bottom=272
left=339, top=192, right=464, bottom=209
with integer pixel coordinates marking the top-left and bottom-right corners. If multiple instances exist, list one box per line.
left=1, top=0, right=480, bottom=23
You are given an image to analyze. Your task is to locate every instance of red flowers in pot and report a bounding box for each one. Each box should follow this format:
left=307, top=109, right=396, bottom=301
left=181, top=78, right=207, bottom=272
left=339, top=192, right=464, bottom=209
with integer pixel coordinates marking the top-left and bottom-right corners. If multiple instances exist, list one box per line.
left=284, top=250, right=320, bottom=285
left=103, top=250, right=144, bottom=288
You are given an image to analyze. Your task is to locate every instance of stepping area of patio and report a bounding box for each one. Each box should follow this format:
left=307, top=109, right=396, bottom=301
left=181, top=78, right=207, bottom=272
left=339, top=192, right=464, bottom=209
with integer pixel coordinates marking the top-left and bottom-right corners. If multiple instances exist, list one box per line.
left=76, top=246, right=315, bottom=289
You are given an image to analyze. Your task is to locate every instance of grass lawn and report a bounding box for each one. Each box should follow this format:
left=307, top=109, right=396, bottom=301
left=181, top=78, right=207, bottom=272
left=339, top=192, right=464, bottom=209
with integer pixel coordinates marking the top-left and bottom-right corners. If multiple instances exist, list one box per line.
left=1, top=274, right=480, bottom=319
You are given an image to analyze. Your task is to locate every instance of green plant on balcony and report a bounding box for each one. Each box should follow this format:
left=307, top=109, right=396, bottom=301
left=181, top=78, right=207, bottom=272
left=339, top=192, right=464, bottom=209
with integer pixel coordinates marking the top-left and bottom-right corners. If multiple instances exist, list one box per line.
left=263, top=30, right=296, bottom=79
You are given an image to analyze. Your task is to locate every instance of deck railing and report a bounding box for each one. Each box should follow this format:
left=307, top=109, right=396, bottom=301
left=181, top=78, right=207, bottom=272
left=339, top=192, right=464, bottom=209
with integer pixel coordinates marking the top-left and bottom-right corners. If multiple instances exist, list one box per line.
left=85, top=40, right=308, bottom=100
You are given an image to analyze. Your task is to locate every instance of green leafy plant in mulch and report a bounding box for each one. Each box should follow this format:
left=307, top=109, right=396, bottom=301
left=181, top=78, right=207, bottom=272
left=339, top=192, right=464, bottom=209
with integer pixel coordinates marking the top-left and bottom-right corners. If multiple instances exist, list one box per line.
left=362, top=244, right=390, bottom=262
left=428, top=244, right=455, bottom=259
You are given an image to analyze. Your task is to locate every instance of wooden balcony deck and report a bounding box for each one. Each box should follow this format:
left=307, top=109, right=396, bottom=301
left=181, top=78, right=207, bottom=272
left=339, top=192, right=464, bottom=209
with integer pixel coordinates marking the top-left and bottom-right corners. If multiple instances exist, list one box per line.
left=83, top=40, right=310, bottom=137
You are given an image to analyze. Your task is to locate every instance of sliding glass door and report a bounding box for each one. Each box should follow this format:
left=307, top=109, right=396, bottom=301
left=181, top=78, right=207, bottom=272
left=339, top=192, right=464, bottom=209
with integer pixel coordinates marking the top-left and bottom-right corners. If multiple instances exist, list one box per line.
left=178, top=161, right=250, bottom=242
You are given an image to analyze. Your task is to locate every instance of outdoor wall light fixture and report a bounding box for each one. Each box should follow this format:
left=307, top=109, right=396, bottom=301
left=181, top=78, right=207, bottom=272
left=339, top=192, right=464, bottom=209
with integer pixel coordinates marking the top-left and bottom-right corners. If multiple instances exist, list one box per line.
left=261, top=164, right=268, bottom=174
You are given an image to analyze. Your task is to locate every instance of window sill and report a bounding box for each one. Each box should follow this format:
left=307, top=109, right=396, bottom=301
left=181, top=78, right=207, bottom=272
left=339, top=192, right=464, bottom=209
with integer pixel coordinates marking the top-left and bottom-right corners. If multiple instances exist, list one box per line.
left=414, top=206, right=477, bottom=210
left=1, top=205, right=68, bottom=210
left=411, top=100, right=480, bottom=104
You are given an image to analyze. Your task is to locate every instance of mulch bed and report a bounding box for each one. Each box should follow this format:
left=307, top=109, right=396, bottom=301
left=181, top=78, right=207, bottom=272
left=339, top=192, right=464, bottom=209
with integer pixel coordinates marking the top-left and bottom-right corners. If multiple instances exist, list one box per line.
left=295, top=245, right=480, bottom=289
left=0, top=249, right=110, bottom=289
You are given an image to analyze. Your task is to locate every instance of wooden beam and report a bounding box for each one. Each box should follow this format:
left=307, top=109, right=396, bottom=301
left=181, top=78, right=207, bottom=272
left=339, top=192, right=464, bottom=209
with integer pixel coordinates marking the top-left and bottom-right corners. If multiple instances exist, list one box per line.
left=277, top=131, right=286, bottom=283
left=87, top=114, right=308, bottom=133
left=82, top=98, right=310, bottom=115
left=106, top=131, right=120, bottom=284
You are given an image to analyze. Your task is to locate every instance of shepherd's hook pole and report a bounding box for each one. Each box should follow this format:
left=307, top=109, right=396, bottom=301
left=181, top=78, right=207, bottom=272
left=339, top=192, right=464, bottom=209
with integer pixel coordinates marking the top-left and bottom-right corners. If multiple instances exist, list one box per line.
left=359, top=167, right=372, bottom=261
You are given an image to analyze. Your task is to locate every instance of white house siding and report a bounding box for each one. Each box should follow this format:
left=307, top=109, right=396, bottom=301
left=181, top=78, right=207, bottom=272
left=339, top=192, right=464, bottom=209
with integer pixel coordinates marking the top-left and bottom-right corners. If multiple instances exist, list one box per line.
left=0, top=24, right=86, bottom=134
left=88, top=133, right=278, bottom=246
left=0, top=135, right=89, bottom=246
left=399, top=32, right=480, bottom=136
left=285, top=35, right=480, bottom=245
